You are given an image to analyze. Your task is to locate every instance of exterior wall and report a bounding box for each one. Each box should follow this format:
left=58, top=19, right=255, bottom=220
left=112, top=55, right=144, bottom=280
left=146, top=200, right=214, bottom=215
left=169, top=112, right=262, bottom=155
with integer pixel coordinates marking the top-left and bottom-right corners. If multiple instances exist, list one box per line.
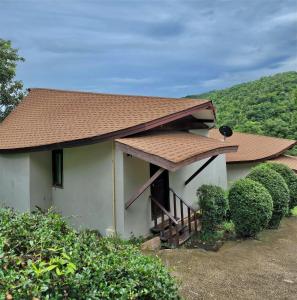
left=29, top=151, right=52, bottom=211
left=119, top=129, right=230, bottom=238
left=120, top=152, right=228, bottom=238
left=170, top=154, right=227, bottom=208
left=190, top=128, right=209, bottom=137
left=52, top=142, right=114, bottom=233
left=122, top=154, right=151, bottom=238
left=227, top=162, right=257, bottom=187
left=0, top=153, right=30, bottom=212
left=0, top=128, right=231, bottom=238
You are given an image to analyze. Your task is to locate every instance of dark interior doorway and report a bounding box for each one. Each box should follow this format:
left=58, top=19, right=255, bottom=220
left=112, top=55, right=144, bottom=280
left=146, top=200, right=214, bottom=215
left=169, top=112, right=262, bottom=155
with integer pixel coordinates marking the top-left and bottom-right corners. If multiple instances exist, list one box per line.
left=150, top=164, right=170, bottom=219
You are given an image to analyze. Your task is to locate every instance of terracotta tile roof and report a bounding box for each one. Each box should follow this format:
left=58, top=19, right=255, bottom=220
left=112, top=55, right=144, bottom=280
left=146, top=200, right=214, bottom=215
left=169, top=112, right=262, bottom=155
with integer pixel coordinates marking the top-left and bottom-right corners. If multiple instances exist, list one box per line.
left=269, top=155, right=297, bottom=173
left=0, top=88, right=213, bottom=152
left=116, top=131, right=238, bottom=171
left=209, top=129, right=296, bottom=163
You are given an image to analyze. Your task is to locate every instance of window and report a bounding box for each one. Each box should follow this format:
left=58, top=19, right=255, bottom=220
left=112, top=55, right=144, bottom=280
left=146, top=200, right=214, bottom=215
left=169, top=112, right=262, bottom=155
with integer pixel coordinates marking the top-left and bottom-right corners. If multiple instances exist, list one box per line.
left=52, top=149, right=63, bottom=187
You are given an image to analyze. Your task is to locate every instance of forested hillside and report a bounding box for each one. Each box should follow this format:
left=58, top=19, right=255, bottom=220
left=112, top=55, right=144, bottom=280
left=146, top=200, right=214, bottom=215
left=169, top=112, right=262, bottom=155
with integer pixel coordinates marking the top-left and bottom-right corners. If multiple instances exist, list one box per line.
left=186, top=72, right=297, bottom=155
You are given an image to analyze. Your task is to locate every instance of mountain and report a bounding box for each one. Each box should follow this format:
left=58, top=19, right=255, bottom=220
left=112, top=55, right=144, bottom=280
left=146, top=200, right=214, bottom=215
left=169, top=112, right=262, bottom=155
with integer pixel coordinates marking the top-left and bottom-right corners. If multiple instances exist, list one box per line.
left=186, top=71, right=297, bottom=155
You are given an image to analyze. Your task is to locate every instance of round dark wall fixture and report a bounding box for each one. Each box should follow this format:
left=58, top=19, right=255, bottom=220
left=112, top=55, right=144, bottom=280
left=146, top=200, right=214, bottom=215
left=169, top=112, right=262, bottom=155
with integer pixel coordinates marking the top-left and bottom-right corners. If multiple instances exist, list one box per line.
left=219, top=125, right=233, bottom=139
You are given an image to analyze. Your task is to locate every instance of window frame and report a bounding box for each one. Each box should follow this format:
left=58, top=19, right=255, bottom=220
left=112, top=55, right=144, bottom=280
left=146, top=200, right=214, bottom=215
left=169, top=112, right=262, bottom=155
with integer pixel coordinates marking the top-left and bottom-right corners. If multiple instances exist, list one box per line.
left=52, top=149, right=63, bottom=188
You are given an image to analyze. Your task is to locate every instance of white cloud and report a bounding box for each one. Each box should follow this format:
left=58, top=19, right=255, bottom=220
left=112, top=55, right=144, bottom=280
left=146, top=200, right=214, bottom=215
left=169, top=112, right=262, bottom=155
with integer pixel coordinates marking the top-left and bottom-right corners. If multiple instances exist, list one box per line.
left=0, top=0, right=296, bottom=97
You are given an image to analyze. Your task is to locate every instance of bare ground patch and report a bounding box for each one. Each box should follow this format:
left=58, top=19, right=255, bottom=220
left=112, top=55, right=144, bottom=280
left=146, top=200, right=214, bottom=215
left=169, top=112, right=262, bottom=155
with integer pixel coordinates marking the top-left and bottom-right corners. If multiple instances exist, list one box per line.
left=158, top=217, right=297, bottom=300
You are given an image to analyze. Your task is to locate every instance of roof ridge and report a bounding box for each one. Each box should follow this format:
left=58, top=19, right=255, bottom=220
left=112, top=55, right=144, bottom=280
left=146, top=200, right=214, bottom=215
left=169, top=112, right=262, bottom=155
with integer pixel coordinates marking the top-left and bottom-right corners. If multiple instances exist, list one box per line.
left=28, top=87, right=207, bottom=102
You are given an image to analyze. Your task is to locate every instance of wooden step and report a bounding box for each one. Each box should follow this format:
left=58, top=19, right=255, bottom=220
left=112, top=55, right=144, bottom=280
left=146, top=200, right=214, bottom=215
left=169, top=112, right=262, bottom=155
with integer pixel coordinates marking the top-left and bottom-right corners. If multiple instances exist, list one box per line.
left=178, top=229, right=195, bottom=245
left=160, top=224, right=186, bottom=241
left=151, top=217, right=179, bottom=234
left=160, top=226, right=195, bottom=248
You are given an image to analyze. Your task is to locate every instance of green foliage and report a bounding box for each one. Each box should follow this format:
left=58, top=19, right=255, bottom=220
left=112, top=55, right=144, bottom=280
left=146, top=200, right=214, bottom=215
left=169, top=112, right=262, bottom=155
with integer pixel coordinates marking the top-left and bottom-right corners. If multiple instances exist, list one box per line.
left=287, top=147, right=297, bottom=156
left=0, top=208, right=179, bottom=299
left=221, top=221, right=235, bottom=234
left=0, top=39, right=25, bottom=120
left=198, top=230, right=224, bottom=243
left=228, top=178, right=273, bottom=237
left=247, top=164, right=290, bottom=228
left=291, top=206, right=297, bottom=217
left=187, top=72, right=297, bottom=156
left=197, top=184, right=228, bottom=234
left=266, top=162, right=297, bottom=209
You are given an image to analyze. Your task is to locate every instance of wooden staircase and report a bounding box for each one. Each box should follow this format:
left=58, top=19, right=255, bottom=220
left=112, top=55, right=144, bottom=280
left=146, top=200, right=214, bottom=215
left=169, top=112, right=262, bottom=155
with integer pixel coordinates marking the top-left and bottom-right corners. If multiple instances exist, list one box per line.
left=150, top=188, right=199, bottom=248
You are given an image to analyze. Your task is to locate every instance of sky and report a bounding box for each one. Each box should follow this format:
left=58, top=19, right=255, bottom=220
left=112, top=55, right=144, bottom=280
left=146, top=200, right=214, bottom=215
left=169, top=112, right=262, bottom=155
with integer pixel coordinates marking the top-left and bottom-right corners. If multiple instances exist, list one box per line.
left=0, top=0, right=296, bottom=97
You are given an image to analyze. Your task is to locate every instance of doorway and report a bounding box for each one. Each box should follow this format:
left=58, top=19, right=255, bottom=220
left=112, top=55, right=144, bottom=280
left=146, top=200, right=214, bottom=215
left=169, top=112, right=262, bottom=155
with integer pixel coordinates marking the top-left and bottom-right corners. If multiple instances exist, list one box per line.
left=150, top=164, right=170, bottom=219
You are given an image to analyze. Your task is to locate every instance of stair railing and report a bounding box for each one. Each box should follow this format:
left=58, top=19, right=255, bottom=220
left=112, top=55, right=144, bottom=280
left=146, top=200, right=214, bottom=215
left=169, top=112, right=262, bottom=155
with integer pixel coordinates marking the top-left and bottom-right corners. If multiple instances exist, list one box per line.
left=150, top=196, right=180, bottom=247
left=169, top=188, right=198, bottom=234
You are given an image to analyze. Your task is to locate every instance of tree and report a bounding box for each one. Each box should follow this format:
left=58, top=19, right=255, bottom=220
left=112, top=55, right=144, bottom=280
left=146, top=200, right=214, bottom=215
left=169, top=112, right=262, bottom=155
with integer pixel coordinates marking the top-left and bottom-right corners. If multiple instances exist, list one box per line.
left=0, top=38, right=25, bottom=120
left=187, top=71, right=297, bottom=156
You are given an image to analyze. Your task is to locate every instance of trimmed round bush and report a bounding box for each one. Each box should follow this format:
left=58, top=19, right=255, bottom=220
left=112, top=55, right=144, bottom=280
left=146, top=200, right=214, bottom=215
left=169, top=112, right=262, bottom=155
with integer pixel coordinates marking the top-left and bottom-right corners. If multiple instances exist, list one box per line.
left=247, top=164, right=290, bottom=229
left=228, top=178, right=273, bottom=237
left=266, top=162, right=297, bottom=209
left=197, top=184, right=228, bottom=233
left=0, top=208, right=179, bottom=299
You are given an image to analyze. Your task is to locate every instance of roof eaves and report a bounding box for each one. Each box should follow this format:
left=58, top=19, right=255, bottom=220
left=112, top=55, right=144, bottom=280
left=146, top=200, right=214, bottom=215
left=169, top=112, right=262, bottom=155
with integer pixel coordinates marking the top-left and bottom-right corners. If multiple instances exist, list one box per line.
left=226, top=140, right=297, bottom=164
left=0, top=100, right=213, bottom=153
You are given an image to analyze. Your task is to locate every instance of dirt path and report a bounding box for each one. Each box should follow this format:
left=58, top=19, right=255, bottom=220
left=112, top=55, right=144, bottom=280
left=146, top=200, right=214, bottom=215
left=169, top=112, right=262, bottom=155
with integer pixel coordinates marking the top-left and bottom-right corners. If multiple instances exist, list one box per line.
left=158, top=217, right=297, bottom=300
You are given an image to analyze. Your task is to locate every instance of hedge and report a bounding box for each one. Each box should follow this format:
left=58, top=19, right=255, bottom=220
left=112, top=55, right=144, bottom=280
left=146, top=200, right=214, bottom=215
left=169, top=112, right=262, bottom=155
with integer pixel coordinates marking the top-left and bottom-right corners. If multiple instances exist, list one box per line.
left=0, top=208, right=180, bottom=299
left=228, top=178, right=273, bottom=237
left=197, top=184, right=228, bottom=234
left=265, top=162, right=297, bottom=209
left=247, top=164, right=290, bottom=228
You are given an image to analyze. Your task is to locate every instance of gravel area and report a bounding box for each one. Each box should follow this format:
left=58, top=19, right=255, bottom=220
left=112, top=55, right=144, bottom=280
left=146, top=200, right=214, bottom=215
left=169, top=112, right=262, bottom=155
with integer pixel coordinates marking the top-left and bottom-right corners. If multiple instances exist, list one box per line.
left=158, top=217, right=297, bottom=300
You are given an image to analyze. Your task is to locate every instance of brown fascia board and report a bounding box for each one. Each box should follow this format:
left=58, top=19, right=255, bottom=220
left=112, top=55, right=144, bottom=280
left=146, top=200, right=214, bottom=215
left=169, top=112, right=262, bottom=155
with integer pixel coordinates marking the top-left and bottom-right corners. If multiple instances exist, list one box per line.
left=116, top=141, right=238, bottom=172
left=226, top=141, right=297, bottom=165
left=0, top=101, right=213, bottom=153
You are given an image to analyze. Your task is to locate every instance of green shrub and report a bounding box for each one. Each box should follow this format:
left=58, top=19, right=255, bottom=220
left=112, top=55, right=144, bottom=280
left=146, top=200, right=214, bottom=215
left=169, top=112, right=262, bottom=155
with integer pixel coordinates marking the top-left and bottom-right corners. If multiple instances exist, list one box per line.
left=0, top=208, right=179, bottom=299
left=228, top=178, right=273, bottom=237
left=247, top=164, right=290, bottom=228
left=197, top=185, right=228, bottom=234
left=266, top=162, right=297, bottom=209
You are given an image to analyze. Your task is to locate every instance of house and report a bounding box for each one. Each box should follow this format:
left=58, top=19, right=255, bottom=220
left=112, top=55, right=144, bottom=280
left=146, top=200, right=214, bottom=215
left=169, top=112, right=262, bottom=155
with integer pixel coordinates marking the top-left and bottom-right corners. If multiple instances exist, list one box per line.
left=0, top=88, right=237, bottom=246
left=209, top=129, right=297, bottom=186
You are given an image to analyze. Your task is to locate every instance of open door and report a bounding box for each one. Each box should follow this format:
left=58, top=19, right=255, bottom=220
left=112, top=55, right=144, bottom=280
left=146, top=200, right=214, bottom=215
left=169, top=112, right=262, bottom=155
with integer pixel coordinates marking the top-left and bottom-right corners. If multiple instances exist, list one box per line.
left=150, top=164, right=170, bottom=219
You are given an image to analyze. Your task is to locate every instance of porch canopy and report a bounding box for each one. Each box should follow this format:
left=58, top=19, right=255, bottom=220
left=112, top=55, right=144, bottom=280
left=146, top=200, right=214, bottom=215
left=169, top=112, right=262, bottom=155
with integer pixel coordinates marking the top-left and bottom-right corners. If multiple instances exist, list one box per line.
left=116, top=131, right=238, bottom=172
left=117, top=131, right=238, bottom=209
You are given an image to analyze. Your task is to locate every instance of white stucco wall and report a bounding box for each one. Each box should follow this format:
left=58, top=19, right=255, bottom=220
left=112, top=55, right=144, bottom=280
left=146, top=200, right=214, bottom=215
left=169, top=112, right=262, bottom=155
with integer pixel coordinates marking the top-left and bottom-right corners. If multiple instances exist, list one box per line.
left=122, top=154, right=151, bottom=238
left=29, top=151, right=52, bottom=211
left=0, top=153, right=30, bottom=211
left=170, top=154, right=228, bottom=209
left=52, top=142, right=114, bottom=233
left=227, top=162, right=257, bottom=187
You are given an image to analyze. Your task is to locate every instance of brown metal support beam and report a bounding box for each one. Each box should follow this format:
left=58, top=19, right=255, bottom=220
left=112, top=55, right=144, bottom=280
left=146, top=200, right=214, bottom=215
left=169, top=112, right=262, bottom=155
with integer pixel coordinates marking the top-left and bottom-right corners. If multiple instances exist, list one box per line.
left=125, top=168, right=165, bottom=209
left=185, top=155, right=218, bottom=186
